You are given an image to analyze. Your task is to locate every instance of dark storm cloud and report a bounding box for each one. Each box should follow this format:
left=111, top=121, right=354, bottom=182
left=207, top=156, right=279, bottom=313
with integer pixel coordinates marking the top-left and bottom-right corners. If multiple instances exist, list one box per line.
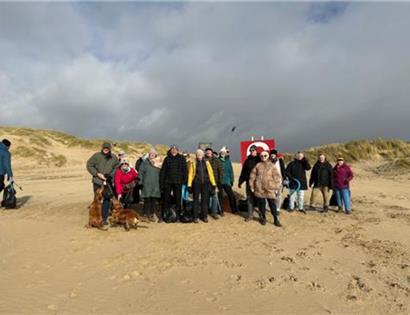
left=0, top=2, right=409, bottom=160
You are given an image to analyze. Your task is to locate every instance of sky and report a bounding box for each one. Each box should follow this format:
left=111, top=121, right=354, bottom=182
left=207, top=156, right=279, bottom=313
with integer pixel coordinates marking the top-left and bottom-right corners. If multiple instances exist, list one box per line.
left=1, top=2, right=409, bottom=160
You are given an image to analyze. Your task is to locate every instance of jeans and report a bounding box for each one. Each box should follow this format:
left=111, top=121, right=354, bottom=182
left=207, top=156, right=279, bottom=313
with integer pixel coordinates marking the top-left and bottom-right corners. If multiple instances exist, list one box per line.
left=335, top=188, right=351, bottom=213
left=93, top=183, right=111, bottom=222
left=209, top=193, right=221, bottom=215
left=274, top=190, right=282, bottom=212
left=246, top=182, right=255, bottom=218
left=289, top=190, right=305, bottom=210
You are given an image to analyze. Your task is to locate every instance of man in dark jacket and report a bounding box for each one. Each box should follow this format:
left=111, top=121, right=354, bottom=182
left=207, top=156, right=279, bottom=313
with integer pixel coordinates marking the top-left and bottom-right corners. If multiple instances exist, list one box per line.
left=308, top=153, right=333, bottom=212
left=239, top=145, right=261, bottom=221
left=285, top=152, right=311, bottom=213
left=159, top=144, right=187, bottom=222
left=86, top=142, right=119, bottom=224
left=0, top=139, right=13, bottom=201
left=205, top=148, right=224, bottom=219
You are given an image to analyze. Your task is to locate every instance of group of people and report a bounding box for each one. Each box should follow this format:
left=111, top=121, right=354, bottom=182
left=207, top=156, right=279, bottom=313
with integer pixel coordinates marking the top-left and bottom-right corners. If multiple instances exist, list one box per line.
left=0, top=139, right=13, bottom=204
left=85, top=141, right=354, bottom=227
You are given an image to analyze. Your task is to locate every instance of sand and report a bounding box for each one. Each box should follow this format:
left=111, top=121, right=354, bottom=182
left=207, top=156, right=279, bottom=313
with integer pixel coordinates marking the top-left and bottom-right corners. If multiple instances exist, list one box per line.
left=0, top=160, right=409, bottom=314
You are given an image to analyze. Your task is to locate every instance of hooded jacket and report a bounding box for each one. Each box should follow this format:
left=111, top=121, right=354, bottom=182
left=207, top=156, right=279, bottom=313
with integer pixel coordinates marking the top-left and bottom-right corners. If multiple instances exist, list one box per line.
left=249, top=160, right=282, bottom=199
left=0, top=142, right=13, bottom=178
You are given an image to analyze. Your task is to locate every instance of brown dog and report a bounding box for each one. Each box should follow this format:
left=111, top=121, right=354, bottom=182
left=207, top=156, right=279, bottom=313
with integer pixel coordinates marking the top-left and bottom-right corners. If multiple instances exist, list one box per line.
left=110, top=198, right=141, bottom=231
left=85, top=186, right=108, bottom=231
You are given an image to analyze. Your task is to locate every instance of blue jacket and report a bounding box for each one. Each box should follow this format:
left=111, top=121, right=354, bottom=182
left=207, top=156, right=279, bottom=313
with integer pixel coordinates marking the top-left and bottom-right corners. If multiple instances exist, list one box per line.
left=0, top=142, right=13, bottom=178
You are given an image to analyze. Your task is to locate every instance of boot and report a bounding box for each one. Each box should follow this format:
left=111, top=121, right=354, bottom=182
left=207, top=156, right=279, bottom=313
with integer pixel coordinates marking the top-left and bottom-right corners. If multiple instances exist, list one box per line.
left=273, top=215, right=282, bottom=227
left=259, top=212, right=266, bottom=225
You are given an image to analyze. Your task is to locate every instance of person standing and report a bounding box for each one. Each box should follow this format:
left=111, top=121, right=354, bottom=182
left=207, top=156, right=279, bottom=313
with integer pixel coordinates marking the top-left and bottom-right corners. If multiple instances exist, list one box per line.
left=270, top=149, right=286, bottom=212
left=139, top=148, right=162, bottom=222
left=219, top=147, right=238, bottom=214
left=309, top=153, right=333, bottom=212
left=0, top=139, right=13, bottom=202
left=239, top=145, right=261, bottom=222
left=333, top=157, right=354, bottom=214
left=159, top=144, right=187, bottom=222
left=205, top=148, right=224, bottom=219
left=86, top=142, right=119, bottom=224
left=249, top=150, right=282, bottom=227
left=187, top=149, right=217, bottom=223
left=285, top=152, right=311, bottom=213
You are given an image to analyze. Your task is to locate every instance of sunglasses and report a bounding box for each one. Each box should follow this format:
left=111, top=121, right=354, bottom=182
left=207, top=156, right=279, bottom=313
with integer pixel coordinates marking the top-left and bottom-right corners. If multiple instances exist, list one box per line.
left=261, top=154, right=269, bottom=158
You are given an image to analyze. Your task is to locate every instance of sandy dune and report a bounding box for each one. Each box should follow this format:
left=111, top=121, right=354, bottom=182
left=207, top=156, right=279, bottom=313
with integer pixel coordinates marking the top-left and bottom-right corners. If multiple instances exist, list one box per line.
left=0, top=160, right=409, bottom=314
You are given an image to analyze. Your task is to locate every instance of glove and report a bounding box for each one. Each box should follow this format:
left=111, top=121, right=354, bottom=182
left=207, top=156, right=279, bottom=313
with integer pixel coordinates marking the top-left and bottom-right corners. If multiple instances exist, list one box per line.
left=105, top=174, right=113, bottom=182
left=188, top=187, right=193, bottom=194
left=8, top=177, right=14, bottom=183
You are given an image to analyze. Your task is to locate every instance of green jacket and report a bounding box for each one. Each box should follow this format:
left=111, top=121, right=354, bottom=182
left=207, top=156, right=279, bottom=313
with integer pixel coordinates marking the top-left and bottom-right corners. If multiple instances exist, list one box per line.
left=139, top=159, right=161, bottom=198
left=86, top=151, right=119, bottom=185
left=205, top=156, right=224, bottom=186
left=219, top=157, right=234, bottom=186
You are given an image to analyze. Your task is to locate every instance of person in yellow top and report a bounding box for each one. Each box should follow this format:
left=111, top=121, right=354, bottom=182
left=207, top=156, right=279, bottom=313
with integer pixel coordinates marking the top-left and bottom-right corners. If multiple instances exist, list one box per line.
left=187, top=149, right=217, bottom=223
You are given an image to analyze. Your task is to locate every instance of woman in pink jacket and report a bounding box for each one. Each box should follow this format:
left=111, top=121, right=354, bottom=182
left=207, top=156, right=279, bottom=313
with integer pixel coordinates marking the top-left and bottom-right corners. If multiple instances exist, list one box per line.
left=332, top=157, right=354, bottom=214
left=114, top=158, right=138, bottom=208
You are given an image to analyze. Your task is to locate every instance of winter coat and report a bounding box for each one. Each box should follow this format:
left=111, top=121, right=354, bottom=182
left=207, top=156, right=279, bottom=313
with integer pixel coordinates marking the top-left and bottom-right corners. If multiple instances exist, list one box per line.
left=272, top=158, right=286, bottom=180
left=205, top=156, right=224, bottom=186
left=187, top=160, right=216, bottom=187
left=159, top=153, right=188, bottom=187
left=249, top=160, right=282, bottom=199
left=309, top=160, right=333, bottom=189
left=333, top=164, right=354, bottom=190
left=285, top=158, right=311, bottom=190
left=86, top=151, right=119, bottom=185
left=239, top=155, right=261, bottom=186
left=114, top=167, right=138, bottom=195
left=219, top=157, right=234, bottom=186
left=0, top=142, right=13, bottom=178
left=139, top=159, right=161, bottom=198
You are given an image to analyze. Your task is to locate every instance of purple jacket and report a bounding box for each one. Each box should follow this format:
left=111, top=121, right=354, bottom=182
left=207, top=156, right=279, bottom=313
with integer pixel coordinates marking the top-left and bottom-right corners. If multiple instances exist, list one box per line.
left=333, top=164, right=353, bottom=189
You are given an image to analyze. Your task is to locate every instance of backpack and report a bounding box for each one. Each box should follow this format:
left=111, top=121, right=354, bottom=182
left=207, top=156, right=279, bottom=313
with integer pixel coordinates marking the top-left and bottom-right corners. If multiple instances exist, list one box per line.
left=2, top=184, right=17, bottom=209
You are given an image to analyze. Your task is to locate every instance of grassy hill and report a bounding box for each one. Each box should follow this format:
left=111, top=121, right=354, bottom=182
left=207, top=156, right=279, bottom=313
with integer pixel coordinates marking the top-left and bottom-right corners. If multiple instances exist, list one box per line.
left=282, top=138, right=410, bottom=173
left=0, top=126, right=169, bottom=168
left=1, top=126, right=409, bottom=172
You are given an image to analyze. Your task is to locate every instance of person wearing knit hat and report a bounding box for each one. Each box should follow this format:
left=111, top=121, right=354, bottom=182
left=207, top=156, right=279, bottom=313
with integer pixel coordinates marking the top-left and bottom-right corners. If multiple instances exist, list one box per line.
left=160, top=143, right=187, bottom=222
left=0, top=139, right=13, bottom=201
left=86, top=142, right=119, bottom=224
left=219, top=146, right=239, bottom=215
left=114, top=157, right=138, bottom=209
left=139, top=148, right=162, bottom=222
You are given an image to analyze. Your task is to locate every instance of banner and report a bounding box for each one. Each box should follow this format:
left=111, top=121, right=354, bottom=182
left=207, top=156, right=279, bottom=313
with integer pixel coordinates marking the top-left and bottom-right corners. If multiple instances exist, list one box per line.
left=240, top=139, right=275, bottom=164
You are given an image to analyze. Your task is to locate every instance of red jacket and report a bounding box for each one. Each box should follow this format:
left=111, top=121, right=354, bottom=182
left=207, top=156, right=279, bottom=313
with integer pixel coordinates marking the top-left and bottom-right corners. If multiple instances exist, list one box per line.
left=333, top=164, right=353, bottom=190
left=114, top=167, right=138, bottom=195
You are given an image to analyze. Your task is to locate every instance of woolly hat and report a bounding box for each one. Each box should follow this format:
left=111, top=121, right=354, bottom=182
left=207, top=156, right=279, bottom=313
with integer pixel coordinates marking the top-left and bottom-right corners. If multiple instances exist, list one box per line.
left=120, top=157, right=130, bottom=165
left=270, top=149, right=278, bottom=156
left=170, top=144, right=179, bottom=150
left=219, top=146, right=228, bottom=153
left=102, top=142, right=112, bottom=150
left=149, top=147, right=157, bottom=155
left=2, top=139, right=11, bottom=147
left=196, top=149, right=205, bottom=157
left=250, top=145, right=257, bottom=151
